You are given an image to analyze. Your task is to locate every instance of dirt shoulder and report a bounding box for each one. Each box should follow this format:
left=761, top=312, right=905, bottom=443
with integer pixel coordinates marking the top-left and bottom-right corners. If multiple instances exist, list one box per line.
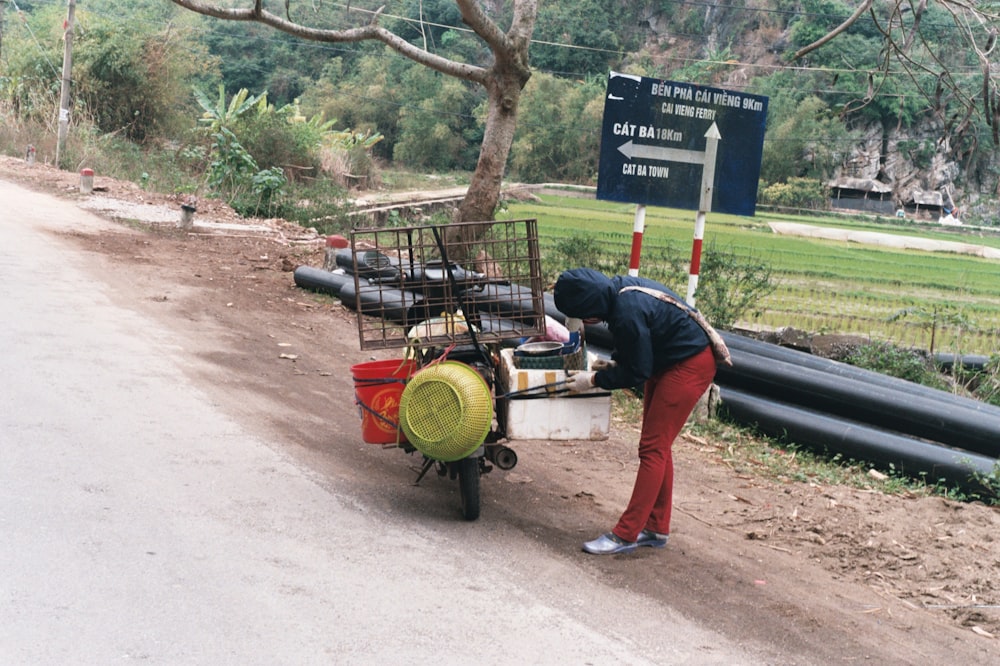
left=3, top=155, right=998, bottom=663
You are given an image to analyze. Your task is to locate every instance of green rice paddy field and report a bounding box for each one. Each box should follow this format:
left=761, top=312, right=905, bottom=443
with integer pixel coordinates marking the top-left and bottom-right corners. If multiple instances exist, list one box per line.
left=505, top=194, right=1000, bottom=356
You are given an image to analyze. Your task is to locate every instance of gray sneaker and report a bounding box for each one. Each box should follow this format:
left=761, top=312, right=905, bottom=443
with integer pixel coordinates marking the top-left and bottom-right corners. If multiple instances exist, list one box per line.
left=582, top=532, right=637, bottom=555
left=635, top=529, right=669, bottom=548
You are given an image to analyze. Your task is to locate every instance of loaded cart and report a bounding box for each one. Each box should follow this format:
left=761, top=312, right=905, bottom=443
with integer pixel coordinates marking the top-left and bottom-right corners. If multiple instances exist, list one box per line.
left=348, top=219, right=610, bottom=520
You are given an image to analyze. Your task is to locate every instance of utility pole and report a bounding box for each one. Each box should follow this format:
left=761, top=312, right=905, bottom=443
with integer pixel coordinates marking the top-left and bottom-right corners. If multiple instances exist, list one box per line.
left=55, top=0, right=76, bottom=170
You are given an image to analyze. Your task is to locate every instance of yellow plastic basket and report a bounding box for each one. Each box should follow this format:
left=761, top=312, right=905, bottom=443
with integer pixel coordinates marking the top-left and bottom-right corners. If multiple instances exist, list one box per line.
left=399, top=361, right=493, bottom=462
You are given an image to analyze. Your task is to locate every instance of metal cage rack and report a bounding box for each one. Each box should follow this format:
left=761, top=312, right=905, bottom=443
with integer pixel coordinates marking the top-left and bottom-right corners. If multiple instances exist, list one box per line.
left=349, top=218, right=547, bottom=351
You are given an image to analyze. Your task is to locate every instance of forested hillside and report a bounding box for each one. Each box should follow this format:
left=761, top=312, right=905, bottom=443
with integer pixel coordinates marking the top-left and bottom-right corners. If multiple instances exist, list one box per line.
left=2, top=0, right=998, bottom=223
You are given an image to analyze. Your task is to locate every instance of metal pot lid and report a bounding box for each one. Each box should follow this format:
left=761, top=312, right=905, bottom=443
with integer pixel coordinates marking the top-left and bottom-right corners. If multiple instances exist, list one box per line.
left=515, top=341, right=564, bottom=356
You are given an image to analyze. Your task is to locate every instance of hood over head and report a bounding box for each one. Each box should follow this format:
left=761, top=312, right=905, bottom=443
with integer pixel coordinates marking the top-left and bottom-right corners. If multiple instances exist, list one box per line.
left=553, top=268, right=615, bottom=319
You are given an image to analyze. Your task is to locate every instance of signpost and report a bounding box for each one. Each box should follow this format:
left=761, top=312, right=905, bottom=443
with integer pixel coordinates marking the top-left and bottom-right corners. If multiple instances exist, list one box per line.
left=597, top=72, right=767, bottom=304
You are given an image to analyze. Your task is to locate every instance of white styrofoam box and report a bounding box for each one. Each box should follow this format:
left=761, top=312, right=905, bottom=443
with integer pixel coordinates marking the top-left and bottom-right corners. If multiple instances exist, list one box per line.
left=499, top=348, right=611, bottom=440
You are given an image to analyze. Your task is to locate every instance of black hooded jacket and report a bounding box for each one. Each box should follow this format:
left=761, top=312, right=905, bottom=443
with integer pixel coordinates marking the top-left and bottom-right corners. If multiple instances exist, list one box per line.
left=553, top=268, right=710, bottom=390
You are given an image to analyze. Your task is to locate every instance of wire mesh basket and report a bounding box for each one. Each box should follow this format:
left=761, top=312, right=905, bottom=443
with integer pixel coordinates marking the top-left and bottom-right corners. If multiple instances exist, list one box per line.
left=350, top=219, right=547, bottom=351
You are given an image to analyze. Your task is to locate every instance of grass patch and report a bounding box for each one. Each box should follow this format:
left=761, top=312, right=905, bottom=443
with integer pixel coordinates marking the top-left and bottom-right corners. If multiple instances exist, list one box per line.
left=684, top=415, right=999, bottom=504
left=608, top=391, right=912, bottom=492
left=378, top=168, right=470, bottom=191
left=506, top=194, right=1000, bottom=355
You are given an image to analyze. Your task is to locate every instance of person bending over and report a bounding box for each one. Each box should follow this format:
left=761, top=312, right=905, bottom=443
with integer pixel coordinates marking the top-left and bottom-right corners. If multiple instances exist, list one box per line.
left=554, top=268, right=718, bottom=555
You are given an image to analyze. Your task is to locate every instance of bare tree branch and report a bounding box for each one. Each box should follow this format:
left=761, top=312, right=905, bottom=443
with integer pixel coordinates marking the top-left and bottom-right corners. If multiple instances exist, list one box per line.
left=902, top=0, right=925, bottom=51
left=168, top=0, right=489, bottom=84
left=793, top=0, right=874, bottom=60
left=455, top=0, right=510, bottom=54
left=804, top=0, right=1000, bottom=153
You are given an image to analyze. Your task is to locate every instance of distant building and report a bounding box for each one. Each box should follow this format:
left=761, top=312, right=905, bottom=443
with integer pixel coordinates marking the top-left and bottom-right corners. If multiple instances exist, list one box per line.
left=906, top=189, right=946, bottom=221
left=828, top=178, right=895, bottom=214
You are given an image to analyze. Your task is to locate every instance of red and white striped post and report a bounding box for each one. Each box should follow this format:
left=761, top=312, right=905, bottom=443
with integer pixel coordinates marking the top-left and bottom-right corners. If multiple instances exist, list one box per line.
left=685, top=124, right=721, bottom=306
left=627, top=205, right=646, bottom=277
left=687, top=209, right=706, bottom=304
left=623, top=123, right=721, bottom=294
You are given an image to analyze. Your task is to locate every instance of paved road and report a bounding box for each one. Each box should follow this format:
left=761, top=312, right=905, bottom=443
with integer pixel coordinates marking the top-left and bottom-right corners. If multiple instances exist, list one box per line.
left=0, top=180, right=768, bottom=665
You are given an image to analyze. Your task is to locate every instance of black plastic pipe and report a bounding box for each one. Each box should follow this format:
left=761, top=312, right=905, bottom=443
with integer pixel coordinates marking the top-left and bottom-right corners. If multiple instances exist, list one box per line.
left=334, top=247, right=401, bottom=280
left=462, top=283, right=537, bottom=319
left=716, top=349, right=1000, bottom=458
left=293, top=265, right=353, bottom=297
left=721, top=332, right=1000, bottom=413
left=337, top=280, right=428, bottom=326
left=548, top=297, right=1000, bottom=457
left=935, top=352, right=989, bottom=373
left=718, top=387, right=997, bottom=492
left=318, top=267, right=529, bottom=338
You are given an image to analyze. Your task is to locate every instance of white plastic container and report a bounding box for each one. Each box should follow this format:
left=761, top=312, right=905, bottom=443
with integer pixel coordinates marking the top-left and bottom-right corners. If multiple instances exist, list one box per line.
left=499, top=348, right=611, bottom=440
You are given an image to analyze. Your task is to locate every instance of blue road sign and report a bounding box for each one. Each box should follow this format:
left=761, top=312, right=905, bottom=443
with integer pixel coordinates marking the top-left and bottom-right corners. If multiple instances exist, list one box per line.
left=597, top=72, right=768, bottom=216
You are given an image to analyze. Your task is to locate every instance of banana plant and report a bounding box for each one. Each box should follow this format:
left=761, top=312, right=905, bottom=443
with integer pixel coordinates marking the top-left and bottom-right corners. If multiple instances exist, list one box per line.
left=193, top=84, right=267, bottom=134
left=191, top=85, right=267, bottom=200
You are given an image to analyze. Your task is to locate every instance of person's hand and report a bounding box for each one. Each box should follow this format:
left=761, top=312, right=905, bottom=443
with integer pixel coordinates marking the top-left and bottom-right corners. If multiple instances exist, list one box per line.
left=565, top=370, right=596, bottom=393
left=591, top=358, right=616, bottom=371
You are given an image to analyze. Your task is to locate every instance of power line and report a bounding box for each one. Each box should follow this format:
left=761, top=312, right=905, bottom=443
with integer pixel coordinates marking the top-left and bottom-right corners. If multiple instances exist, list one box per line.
left=6, top=0, right=60, bottom=78
left=8, top=2, right=998, bottom=149
left=208, top=18, right=985, bottom=85
left=186, top=32, right=996, bottom=145
left=7, top=2, right=989, bottom=81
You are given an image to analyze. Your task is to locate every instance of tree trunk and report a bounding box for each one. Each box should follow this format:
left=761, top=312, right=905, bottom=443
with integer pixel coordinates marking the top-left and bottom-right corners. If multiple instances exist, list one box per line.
left=458, top=68, right=525, bottom=223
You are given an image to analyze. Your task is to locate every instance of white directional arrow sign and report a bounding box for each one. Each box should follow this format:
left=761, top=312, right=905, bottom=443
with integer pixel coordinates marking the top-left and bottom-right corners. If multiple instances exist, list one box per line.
left=617, top=122, right=721, bottom=168
left=617, top=140, right=706, bottom=165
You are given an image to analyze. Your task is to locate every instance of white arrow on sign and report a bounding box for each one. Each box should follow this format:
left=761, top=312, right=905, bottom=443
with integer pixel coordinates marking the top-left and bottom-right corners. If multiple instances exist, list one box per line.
left=617, top=122, right=722, bottom=166
left=618, top=140, right=704, bottom=164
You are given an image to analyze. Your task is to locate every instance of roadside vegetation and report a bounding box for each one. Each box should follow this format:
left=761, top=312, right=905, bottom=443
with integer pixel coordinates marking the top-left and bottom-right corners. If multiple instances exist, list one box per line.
left=691, top=418, right=1000, bottom=505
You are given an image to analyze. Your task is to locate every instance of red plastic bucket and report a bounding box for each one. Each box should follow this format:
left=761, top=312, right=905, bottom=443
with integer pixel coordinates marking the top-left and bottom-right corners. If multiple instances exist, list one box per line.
left=351, top=359, right=418, bottom=444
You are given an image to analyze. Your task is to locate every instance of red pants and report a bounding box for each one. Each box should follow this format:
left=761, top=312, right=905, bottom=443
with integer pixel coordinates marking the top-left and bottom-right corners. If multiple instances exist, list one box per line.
left=612, top=346, right=716, bottom=542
